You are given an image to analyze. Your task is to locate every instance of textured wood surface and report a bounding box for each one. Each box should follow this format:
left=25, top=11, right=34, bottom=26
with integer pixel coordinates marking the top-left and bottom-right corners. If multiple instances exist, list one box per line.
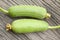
left=0, top=0, right=60, bottom=40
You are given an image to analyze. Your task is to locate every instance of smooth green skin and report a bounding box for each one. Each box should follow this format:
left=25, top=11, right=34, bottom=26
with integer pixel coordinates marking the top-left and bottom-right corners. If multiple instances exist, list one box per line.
left=8, top=5, right=47, bottom=19
left=11, top=19, right=49, bottom=33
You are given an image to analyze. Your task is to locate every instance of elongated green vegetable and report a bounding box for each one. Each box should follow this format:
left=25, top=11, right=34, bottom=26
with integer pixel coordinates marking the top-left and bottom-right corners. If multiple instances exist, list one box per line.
left=0, top=5, right=51, bottom=19
left=6, top=19, right=60, bottom=33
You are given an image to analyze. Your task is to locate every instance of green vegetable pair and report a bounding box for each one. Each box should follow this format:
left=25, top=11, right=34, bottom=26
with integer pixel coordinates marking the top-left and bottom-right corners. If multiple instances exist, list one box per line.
left=0, top=5, right=59, bottom=33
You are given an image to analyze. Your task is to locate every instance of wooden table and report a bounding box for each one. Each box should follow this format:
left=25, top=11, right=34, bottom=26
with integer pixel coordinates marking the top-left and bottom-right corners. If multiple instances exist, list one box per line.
left=0, top=0, right=60, bottom=40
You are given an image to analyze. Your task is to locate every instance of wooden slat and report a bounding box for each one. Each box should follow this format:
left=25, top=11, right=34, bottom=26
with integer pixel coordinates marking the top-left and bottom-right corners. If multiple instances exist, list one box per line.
left=0, top=0, right=60, bottom=40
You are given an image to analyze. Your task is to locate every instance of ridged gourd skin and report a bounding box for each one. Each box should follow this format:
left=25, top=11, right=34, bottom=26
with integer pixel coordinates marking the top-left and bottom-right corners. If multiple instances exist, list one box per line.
left=11, top=19, right=49, bottom=33
left=8, top=5, right=47, bottom=19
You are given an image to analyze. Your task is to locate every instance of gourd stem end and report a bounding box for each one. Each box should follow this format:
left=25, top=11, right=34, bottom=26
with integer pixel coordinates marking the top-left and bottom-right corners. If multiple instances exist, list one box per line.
left=48, top=25, right=60, bottom=29
left=0, top=7, right=8, bottom=13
